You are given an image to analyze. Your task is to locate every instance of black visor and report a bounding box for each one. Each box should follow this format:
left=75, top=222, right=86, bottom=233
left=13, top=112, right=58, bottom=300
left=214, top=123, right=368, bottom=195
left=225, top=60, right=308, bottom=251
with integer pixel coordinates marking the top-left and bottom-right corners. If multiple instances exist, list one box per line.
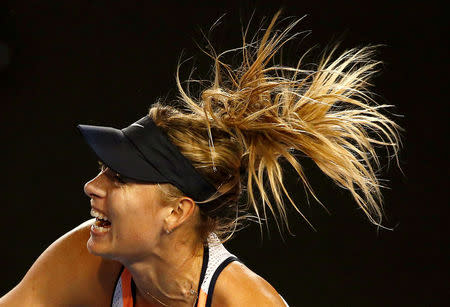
left=77, top=116, right=217, bottom=202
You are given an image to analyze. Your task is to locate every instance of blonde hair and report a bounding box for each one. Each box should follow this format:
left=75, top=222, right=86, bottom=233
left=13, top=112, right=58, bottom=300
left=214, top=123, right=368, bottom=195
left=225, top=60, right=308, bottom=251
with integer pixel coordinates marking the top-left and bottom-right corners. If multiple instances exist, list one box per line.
left=149, top=11, right=402, bottom=241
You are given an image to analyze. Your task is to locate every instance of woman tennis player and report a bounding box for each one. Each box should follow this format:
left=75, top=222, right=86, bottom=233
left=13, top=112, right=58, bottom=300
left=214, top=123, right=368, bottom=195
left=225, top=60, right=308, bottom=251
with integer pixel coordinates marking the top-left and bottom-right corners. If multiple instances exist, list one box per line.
left=0, top=11, right=401, bottom=307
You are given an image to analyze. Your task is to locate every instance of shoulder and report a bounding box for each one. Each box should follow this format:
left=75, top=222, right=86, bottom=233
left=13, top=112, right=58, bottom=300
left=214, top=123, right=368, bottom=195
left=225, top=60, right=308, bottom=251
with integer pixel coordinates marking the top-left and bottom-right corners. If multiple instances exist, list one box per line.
left=0, top=219, right=122, bottom=306
left=212, top=261, right=287, bottom=307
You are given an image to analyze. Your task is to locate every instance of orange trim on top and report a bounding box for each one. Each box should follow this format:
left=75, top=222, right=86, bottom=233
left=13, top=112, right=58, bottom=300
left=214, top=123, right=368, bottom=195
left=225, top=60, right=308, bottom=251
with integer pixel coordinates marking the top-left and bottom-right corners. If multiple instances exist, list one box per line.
left=121, top=268, right=134, bottom=307
left=197, top=289, right=208, bottom=307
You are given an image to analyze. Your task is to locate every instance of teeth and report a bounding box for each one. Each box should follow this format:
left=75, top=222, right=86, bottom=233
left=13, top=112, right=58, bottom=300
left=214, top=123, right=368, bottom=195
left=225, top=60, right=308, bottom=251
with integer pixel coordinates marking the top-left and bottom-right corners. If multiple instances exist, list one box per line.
left=90, top=208, right=109, bottom=221
left=91, top=224, right=111, bottom=232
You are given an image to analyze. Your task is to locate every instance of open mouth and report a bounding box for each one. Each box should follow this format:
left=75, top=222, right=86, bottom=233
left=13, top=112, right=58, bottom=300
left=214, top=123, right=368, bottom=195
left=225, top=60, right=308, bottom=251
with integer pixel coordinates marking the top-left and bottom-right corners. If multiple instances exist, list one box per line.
left=90, top=208, right=112, bottom=232
left=94, top=218, right=111, bottom=228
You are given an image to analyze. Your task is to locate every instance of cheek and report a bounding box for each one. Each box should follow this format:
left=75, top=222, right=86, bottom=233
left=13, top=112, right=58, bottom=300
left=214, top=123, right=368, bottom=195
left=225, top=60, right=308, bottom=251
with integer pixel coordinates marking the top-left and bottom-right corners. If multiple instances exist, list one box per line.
left=130, top=212, right=163, bottom=238
left=115, top=215, right=164, bottom=253
left=113, top=195, right=165, bottom=244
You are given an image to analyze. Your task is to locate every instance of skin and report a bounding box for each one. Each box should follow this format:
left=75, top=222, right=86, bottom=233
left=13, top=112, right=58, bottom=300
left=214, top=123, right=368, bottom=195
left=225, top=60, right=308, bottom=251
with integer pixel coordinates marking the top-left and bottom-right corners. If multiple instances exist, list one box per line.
left=0, top=167, right=286, bottom=306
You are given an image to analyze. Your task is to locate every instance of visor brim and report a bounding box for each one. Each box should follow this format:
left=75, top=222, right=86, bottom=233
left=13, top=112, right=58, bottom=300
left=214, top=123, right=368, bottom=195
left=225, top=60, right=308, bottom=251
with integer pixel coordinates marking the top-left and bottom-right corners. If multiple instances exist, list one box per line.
left=77, top=124, right=168, bottom=183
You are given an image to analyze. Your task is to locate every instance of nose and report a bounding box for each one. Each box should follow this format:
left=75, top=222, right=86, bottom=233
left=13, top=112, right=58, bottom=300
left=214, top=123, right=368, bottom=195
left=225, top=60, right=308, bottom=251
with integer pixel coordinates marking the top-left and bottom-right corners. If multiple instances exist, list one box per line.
left=83, top=173, right=107, bottom=199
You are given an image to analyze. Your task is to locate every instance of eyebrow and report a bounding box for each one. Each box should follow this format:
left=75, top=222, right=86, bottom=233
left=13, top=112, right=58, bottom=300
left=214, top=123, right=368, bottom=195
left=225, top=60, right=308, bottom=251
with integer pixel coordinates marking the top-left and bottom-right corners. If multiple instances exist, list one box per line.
left=97, top=160, right=135, bottom=183
left=97, top=161, right=118, bottom=177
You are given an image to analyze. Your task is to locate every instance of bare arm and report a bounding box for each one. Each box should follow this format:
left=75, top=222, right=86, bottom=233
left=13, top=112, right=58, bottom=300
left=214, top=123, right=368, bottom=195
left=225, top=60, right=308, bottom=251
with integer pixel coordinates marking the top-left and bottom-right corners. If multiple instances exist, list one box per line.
left=0, top=219, right=121, bottom=307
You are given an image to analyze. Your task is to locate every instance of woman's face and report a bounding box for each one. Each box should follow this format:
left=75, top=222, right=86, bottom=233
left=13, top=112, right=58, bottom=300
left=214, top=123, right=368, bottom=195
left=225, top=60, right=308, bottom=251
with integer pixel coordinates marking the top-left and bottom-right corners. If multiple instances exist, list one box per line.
left=83, top=163, right=170, bottom=262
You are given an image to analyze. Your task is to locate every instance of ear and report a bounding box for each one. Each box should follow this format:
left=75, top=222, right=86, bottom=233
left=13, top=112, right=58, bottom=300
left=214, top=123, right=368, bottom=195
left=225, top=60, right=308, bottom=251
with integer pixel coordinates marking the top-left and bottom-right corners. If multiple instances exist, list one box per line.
left=164, top=197, right=197, bottom=233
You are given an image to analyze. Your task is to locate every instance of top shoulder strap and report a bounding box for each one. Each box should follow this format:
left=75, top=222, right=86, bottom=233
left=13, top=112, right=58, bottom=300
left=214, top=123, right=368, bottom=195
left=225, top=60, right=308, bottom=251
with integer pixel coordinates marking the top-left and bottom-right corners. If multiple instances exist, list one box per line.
left=197, top=233, right=239, bottom=307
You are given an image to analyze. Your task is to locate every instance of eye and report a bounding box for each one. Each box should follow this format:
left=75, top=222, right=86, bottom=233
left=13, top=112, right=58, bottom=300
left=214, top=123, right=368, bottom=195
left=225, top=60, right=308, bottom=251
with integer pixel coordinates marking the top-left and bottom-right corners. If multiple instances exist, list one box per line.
left=113, top=172, right=126, bottom=184
left=97, top=161, right=126, bottom=184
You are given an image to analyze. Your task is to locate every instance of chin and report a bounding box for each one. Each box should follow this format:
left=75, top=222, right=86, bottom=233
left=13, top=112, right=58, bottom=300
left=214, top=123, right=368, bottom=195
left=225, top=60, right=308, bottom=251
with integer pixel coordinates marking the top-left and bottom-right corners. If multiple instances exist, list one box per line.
left=86, top=237, right=114, bottom=259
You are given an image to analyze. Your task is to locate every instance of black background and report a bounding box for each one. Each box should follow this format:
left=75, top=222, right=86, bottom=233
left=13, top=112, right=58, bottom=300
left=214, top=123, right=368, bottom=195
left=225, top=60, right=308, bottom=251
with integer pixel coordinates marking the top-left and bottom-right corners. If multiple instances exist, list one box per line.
left=1, top=1, right=447, bottom=306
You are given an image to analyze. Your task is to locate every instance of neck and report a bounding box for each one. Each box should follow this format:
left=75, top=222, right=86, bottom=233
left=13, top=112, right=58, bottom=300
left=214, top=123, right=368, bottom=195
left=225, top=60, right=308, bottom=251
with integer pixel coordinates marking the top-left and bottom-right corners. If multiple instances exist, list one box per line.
left=123, top=231, right=204, bottom=306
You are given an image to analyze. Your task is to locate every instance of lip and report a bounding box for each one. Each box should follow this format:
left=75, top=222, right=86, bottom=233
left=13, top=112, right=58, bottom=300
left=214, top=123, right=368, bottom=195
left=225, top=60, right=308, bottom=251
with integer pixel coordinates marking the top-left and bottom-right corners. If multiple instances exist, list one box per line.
left=90, top=224, right=111, bottom=237
left=90, top=204, right=109, bottom=217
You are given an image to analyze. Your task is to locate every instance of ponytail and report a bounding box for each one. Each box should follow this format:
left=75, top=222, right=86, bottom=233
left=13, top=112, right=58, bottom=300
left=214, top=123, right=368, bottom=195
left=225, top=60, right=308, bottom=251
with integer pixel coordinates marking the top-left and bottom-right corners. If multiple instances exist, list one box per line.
left=155, top=11, right=402, bottom=238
